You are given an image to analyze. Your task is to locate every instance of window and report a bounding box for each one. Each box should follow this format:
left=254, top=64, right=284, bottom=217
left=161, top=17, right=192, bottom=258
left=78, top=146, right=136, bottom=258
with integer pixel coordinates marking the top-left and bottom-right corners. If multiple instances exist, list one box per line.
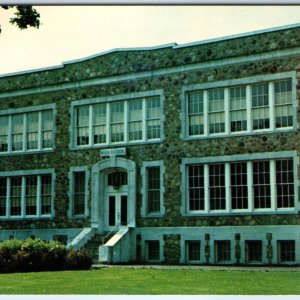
left=0, top=106, right=54, bottom=154
left=209, top=164, right=225, bottom=210
left=184, top=76, right=295, bottom=139
left=278, top=240, right=295, bottom=263
left=110, top=102, right=124, bottom=143
left=252, top=83, right=269, bottom=130
left=0, top=171, right=54, bottom=218
left=253, top=161, right=271, bottom=209
left=147, top=167, right=160, bottom=213
left=215, top=240, right=231, bottom=263
left=128, top=100, right=143, bottom=141
left=182, top=153, right=297, bottom=215
left=186, top=241, right=201, bottom=262
left=230, top=86, right=247, bottom=132
left=76, top=106, right=89, bottom=146
left=246, top=240, right=262, bottom=263
left=208, top=89, right=225, bottom=134
left=187, top=91, right=204, bottom=136
left=73, top=95, right=162, bottom=147
left=146, top=240, right=160, bottom=261
left=73, top=172, right=86, bottom=215
left=275, top=79, right=293, bottom=128
left=276, top=159, right=294, bottom=208
left=68, top=167, right=89, bottom=218
left=141, top=161, right=165, bottom=217
left=230, top=162, right=248, bottom=209
left=188, top=165, right=204, bottom=211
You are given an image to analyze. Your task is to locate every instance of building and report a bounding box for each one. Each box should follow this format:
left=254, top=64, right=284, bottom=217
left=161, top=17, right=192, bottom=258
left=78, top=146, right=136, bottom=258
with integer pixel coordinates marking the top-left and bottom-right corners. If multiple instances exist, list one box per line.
left=0, top=23, right=300, bottom=265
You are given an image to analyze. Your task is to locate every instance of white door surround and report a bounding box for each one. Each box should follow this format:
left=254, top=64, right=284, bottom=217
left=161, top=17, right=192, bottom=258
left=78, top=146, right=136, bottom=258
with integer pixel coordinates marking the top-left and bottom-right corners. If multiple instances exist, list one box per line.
left=91, top=157, right=136, bottom=233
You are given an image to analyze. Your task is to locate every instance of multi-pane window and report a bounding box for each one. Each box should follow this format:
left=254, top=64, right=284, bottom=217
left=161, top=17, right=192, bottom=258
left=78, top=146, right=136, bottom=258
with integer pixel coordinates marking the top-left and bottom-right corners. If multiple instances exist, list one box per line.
left=42, top=111, right=53, bottom=149
left=186, top=241, right=201, bottom=262
left=209, top=164, right=226, bottom=210
left=185, top=156, right=296, bottom=214
left=146, top=240, right=160, bottom=261
left=230, top=162, right=248, bottom=209
left=0, top=117, right=8, bottom=152
left=276, top=159, right=294, bottom=208
left=252, top=83, right=270, bottom=130
left=74, top=96, right=161, bottom=147
left=93, top=104, right=107, bottom=144
left=208, top=89, right=225, bottom=134
left=41, top=175, right=52, bottom=215
left=188, top=165, right=204, bottom=211
left=246, top=240, right=262, bottom=263
left=73, top=172, right=86, bottom=215
left=0, top=173, right=53, bottom=218
left=142, top=162, right=164, bottom=217
left=187, top=91, right=204, bottom=136
left=110, top=102, right=124, bottom=143
left=0, top=178, right=6, bottom=216
left=253, top=161, right=271, bottom=209
left=215, top=240, right=231, bottom=262
left=147, top=167, right=160, bottom=213
left=278, top=240, right=295, bottom=263
left=76, top=106, right=89, bottom=146
left=25, top=176, right=37, bottom=215
left=275, top=79, right=293, bottom=128
left=26, top=112, right=39, bottom=150
left=0, top=109, right=54, bottom=153
left=185, top=77, right=294, bottom=138
left=128, top=100, right=143, bottom=141
left=230, top=86, right=247, bottom=132
left=146, top=98, right=161, bottom=140
left=10, top=177, right=22, bottom=216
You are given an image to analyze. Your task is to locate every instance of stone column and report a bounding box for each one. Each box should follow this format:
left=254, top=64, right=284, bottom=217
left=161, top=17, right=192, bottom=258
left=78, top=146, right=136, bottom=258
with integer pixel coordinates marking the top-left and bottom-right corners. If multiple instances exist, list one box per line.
left=266, top=233, right=273, bottom=264
left=235, top=233, right=241, bottom=264
left=205, top=234, right=210, bottom=264
left=163, top=234, right=181, bottom=264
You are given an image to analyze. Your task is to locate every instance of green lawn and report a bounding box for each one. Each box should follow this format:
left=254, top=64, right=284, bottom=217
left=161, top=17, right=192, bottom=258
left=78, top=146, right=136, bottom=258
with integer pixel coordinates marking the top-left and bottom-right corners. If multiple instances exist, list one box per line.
left=0, top=268, right=299, bottom=295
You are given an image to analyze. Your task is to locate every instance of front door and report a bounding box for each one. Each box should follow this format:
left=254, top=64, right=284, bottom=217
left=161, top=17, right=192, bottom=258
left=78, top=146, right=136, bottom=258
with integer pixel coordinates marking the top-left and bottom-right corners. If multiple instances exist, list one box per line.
left=107, top=193, right=128, bottom=230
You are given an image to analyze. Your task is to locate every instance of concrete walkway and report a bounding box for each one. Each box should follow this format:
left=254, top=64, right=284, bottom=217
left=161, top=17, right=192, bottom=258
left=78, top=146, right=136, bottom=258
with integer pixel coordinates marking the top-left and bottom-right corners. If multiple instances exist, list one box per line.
left=92, top=263, right=300, bottom=272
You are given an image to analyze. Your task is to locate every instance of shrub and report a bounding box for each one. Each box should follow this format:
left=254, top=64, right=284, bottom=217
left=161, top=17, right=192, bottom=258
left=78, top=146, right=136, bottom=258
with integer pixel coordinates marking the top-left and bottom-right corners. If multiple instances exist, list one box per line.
left=65, top=249, right=92, bottom=270
left=0, top=238, right=92, bottom=273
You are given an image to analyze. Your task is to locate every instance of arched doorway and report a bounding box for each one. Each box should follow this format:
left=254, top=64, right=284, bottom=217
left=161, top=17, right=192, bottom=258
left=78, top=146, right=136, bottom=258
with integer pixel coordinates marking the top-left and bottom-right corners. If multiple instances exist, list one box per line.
left=91, top=157, right=136, bottom=233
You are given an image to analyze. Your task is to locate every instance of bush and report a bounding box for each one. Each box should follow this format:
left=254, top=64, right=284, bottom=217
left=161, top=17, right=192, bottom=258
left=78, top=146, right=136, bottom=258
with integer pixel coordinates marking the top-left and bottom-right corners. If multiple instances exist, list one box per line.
left=65, top=249, right=92, bottom=270
left=0, top=238, right=92, bottom=273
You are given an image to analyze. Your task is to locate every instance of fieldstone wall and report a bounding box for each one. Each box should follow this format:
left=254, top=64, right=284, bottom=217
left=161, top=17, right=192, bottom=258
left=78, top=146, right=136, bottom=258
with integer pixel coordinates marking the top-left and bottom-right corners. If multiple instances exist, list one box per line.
left=163, top=234, right=181, bottom=264
left=0, top=26, right=299, bottom=230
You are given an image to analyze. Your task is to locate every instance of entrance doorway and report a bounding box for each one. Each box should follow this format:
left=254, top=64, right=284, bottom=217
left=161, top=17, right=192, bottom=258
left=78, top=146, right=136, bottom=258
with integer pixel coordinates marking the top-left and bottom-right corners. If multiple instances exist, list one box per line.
left=107, top=193, right=128, bottom=229
left=105, top=170, right=128, bottom=231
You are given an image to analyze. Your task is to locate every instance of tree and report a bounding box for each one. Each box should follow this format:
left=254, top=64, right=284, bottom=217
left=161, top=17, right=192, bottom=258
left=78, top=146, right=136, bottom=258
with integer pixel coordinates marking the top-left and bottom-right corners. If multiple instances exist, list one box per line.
left=1, top=6, right=40, bottom=33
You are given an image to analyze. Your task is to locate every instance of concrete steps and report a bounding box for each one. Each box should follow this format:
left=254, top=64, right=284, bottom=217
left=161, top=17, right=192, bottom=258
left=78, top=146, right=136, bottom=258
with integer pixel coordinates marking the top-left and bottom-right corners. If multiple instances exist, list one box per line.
left=84, top=232, right=117, bottom=262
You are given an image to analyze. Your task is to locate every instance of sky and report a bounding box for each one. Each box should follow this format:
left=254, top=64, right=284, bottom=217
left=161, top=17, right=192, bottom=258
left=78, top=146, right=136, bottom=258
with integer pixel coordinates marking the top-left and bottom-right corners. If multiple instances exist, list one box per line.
left=1, top=5, right=300, bottom=75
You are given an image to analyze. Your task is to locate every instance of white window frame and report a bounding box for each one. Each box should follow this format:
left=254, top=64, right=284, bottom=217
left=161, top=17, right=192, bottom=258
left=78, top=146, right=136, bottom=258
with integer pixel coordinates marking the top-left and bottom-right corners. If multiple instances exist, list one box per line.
left=69, top=90, right=165, bottom=149
left=141, top=161, right=165, bottom=217
left=67, top=166, right=89, bottom=218
left=181, top=72, right=298, bottom=140
left=0, top=169, right=55, bottom=219
left=180, top=151, right=299, bottom=216
left=0, top=104, right=56, bottom=155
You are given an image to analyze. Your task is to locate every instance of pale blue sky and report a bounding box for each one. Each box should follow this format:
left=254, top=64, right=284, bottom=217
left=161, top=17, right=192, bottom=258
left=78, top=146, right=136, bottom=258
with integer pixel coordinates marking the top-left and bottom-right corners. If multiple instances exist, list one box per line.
left=1, top=5, right=300, bottom=75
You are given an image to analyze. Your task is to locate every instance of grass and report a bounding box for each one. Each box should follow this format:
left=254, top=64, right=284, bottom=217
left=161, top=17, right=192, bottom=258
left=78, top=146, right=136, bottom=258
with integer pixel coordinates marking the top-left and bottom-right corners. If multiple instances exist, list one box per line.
left=0, top=268, right=299, bottom=295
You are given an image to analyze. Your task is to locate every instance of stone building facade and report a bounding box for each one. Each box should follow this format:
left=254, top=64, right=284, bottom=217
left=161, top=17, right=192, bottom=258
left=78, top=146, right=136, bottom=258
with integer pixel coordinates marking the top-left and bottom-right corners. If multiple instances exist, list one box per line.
left=0, top=23, right=300, bottom=264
